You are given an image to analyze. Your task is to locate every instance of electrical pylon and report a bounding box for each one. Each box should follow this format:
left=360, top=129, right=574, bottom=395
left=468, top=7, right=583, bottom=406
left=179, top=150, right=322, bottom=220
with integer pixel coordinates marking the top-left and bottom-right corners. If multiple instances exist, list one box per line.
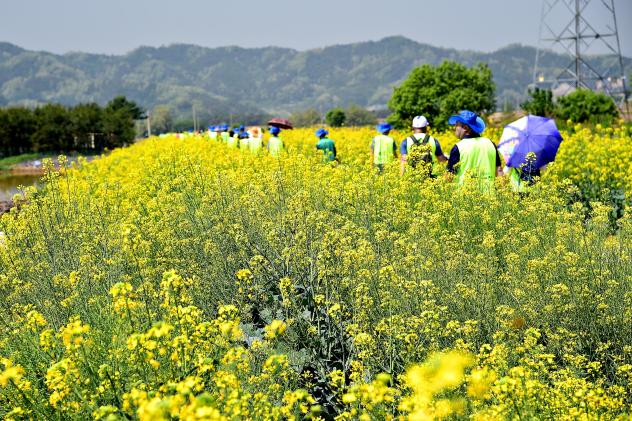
left=533, top=0, right=629, bottom=116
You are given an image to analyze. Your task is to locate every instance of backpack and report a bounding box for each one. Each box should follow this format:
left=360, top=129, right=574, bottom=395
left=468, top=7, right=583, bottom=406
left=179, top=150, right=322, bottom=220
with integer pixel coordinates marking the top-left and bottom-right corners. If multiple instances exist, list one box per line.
left=406, top=134, right=434, bottom=170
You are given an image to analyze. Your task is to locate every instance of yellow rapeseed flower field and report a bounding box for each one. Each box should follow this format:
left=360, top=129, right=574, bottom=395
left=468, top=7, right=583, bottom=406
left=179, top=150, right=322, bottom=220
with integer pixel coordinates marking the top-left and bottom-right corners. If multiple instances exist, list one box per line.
left=0, top=124, right=631, bottom=419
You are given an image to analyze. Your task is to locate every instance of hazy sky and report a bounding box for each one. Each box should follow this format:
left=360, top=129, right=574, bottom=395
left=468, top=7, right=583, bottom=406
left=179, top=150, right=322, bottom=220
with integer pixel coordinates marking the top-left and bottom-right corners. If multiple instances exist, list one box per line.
left=1, top=0, right=630, bottom=56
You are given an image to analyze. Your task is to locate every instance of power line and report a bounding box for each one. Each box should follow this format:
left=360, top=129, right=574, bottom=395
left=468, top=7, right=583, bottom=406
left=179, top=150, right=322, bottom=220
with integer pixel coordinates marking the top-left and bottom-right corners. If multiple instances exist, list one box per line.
left=533, top=0, right=629, bottom=116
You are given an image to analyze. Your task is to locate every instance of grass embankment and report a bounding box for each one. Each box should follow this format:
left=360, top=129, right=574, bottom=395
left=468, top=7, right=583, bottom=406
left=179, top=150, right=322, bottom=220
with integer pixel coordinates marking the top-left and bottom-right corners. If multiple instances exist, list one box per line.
left=0, top=153, right=48, bottom=171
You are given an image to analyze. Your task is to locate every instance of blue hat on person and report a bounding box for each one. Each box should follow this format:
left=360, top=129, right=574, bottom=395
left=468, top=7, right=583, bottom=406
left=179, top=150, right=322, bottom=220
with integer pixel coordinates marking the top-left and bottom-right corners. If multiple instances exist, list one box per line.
left=239, top=131, right=249, bottom=139
left=376, top=122, right=392, bottom=134
left=315, top=128, right=329, bottom=138
left=221, top=124, right=230, bottom=132
left=269, top=126, right=281, bottom=135
left=448, top=110, right=486, bottom=135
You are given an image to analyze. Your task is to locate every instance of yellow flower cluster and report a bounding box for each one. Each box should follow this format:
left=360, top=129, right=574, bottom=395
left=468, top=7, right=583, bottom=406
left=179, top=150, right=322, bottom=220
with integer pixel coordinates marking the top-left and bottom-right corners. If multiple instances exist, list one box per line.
left=0, top=124, right=631, bottom=419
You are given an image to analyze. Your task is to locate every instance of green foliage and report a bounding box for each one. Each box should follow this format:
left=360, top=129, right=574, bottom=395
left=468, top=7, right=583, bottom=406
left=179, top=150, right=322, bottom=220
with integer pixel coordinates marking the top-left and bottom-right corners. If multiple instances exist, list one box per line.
left=106, top=95, right=145, bottom=120
left=556, top=89, right=619, bottom=123
left=289, top=108, right=322, bottom=127
left=151, top=105, right=174, bottom=134
left=71, top=103, right=104, bottom=150
left=325, top=108, right=346, bottom=127
left=521, top=88, right=556, bottom=117
left=388, top=61, right=496, bottom=130
left=0, top=96, right=143, bottom=157
left=0, top=107, right=35, bottom=156
left=344, top=104, right=376, bottom=126
left=31, top=104, right=73, bottom=152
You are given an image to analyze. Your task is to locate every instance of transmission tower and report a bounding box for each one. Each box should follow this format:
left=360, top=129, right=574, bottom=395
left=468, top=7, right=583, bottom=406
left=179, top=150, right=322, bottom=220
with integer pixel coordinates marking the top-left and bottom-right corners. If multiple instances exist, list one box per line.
left=533, top=0, right=629, bottom=116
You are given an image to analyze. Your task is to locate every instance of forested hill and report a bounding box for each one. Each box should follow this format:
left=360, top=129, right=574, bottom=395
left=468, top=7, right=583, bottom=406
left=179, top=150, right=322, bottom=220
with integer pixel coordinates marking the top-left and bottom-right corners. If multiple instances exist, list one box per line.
left=1, top=36, right=630, bottom=119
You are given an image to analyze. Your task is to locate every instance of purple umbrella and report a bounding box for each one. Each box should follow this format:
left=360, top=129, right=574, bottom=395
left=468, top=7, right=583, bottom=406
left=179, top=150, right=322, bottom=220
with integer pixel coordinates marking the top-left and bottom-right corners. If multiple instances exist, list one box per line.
left=498, top=115, right=563, bottom=170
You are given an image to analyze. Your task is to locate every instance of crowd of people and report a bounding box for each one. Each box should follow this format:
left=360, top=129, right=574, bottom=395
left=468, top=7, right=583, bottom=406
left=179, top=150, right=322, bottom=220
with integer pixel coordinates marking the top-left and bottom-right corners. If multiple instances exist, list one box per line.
left=203, top=109, right=539, bottom=192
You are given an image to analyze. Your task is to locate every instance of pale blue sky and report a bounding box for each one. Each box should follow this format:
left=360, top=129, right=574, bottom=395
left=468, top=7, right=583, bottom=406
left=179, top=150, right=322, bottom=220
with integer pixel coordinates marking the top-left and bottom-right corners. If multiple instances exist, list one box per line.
left=0, top=0, right=630, bottom=56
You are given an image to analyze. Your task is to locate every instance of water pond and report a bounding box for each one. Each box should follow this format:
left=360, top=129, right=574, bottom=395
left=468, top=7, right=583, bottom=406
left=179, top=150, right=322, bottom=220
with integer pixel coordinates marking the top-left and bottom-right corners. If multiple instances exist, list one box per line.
left=0, top=172, right=42, bottom=202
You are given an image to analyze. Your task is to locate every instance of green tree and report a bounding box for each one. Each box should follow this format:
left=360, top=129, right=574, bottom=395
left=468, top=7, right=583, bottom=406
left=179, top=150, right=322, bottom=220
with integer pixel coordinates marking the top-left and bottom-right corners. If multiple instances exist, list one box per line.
left=103, top=96, right=144, bottom=147
left=289, top=109, right=322, bottom=127
left=388, top=61, right=495, bottom=130
left=325, top=108, right=346, bottom=127
left=107, top=95, right=145, bottom=120
left=521, top=88, right=556, bottom=117
left=71, top=103, right=104, bottom=150
left=556, top=89, right=619, bottom=124
left=0, top=107, right=35, bottom=156
left=151, top=105, right=174, bottom=134
left=345, top=104, right=376, bottom=126
left=31, top=104, right=73, bottom=152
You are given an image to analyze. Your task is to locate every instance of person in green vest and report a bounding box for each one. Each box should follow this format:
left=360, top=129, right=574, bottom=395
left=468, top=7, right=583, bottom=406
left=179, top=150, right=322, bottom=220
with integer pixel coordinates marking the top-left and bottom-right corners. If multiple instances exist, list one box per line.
left=370, top=123, right=397, bottom=172
left=219, top=125, right=230, bottom=142
left=227, top=126, right=243, bottom=149
left=315, top=128, right=337, bottom=162
left=446, top=110, right=502, bottom=190
left=267, top=126, right=285, bottom=157
left=248, top=127, right=264, bottom=155
left=400, top=115, right=447, bottom=176
left=208, top=126, right=219, bottom=141
left=505, top=155, right=541, bottom=194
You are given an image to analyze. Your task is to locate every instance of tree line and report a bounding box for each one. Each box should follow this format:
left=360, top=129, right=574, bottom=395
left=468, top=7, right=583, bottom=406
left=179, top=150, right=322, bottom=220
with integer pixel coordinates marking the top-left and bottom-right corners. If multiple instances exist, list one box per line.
left=0, top=96, right=144, bottom=157
left=520, top=87, right=620, bottom=124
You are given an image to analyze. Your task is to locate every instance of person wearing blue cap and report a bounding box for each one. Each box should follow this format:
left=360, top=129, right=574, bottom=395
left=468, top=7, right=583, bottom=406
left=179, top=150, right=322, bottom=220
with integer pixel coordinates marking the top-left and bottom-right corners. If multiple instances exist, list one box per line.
left=400, top=115, right=447, bottom=176
left=220, top=125, right=230, bottom=143
left=315, top=128, right=337, bottom=162
left=227, top=127, right=240, bottom=149
left=267, top=126, right=285, bottom=157
left=370, top=123, right=397, bottom=172
left=446, top=110, right=502, bottom=189
left=209, top=125, right=219, bottom=141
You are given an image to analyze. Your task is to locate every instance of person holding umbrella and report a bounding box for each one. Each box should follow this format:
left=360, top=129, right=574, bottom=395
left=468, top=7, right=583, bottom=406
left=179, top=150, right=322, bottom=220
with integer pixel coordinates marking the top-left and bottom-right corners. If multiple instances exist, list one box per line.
left=498, top=115, right=563, bottom=193
left=446, top=110, right=502, bottom=190
left=371, top=123, right=397, bottom=173
left=315, top=128, right=337, bottom=162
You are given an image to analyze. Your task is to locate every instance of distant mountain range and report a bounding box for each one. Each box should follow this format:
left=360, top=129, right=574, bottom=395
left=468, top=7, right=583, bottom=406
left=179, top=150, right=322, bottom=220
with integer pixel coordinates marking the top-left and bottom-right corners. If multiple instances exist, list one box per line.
left=0, top=36, right=630, bottom=120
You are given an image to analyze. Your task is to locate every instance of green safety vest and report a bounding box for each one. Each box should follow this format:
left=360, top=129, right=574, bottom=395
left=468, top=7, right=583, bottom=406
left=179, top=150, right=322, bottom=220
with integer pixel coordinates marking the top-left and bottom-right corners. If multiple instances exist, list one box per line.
left=267, top=136, right=284, bottom=157
left=249, top=137, right=263, bottom=154
left=372, top=135, right=395, bottom=165
left=316, top=138, right=336, bottom=162
left=227, top=135, right=239, bottom=148
left=454, top=137, right=497, bottom=187
left=220, top=132, right=230, bottom=142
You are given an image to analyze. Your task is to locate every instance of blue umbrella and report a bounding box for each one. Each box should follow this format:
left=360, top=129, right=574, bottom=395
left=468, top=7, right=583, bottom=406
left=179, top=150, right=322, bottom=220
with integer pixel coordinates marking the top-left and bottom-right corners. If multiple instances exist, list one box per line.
left=498, top=115, right=563, bottom=170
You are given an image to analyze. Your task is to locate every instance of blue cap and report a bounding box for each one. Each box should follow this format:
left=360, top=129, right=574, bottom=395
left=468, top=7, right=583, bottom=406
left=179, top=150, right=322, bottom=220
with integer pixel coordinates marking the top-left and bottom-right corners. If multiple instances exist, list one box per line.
left=221, top=124, right=230, bottom=132
left=269, top=126, right=281, bottom=135
left=239, top=131, right=249, bottom=139
left=377, top=122, right=392, bottom=134
left=448, top=110, right=486, bottom=135
left=238, top=125, right=245, bottom=132
left=315, top=128, right=329, bottom=138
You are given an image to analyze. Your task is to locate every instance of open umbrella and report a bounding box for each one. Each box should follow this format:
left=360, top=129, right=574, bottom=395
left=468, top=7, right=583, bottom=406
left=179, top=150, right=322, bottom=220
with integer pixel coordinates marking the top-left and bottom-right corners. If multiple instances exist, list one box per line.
left=498, top=115, right=563, bottom=169
left=267, top=118, right=293, bottom=130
